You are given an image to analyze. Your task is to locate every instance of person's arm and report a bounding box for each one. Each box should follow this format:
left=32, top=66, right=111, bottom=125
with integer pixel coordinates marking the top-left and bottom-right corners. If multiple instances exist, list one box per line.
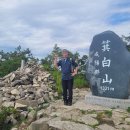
left=71, top=60, right=78, bottom=76
left=53, top=55, right=58, bottom=69
left=53, top=55, right=61, bottom=69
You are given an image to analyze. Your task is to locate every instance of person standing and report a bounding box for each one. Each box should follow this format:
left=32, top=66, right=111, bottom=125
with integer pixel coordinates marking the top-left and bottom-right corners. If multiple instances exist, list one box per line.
left=54, top=49, right=78, bottom=106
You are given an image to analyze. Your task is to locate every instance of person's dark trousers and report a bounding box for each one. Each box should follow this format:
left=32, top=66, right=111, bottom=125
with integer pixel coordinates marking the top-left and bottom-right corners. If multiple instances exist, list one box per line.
left=62, top=79, right=73, bottom=105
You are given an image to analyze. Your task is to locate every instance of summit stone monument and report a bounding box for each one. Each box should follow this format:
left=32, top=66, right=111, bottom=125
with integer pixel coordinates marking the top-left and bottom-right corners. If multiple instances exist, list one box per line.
left=85, top=31, right=130, bottom=109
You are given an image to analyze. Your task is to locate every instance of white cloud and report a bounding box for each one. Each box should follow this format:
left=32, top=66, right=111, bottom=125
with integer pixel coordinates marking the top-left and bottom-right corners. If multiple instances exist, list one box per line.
left=0, top=0, right=130, bottom=58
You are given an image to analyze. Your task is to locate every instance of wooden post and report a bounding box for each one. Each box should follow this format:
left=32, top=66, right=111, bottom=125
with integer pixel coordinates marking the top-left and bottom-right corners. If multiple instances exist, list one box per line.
left=20, top=60, right=25, bottom=71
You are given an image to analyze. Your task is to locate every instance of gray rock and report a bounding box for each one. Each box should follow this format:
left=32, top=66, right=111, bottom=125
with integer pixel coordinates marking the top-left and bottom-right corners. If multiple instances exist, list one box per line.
left=20, top=111, right=28, bottom=119
left=10, top=95, right=16, bottom=101
left=10, top=116, right=18, bottom=125
left=16, top=99, right=38, bottom=108
left=28, top=117, right=50, bottom=130
left=27, top=110, right=37, bottom=123
left=61, top=108, right=82, bottom=121
left=78, top=115, right=99, bottom=126
left=24, top=68, right=32, bottom=74
left=10, top=73, right=15, bottom=81
left=116, top=124, right=130, bottom=130
left=20, top=91, right=26, bottom=98
left=36, top=109, right=45, bottom=119
left=125, top=118, right=130, bottom=125
left=43, top=93, right=50, bottom=103
left=36, top=89, right=44, bottom=98
left=0, top=98, right=2, bottom=106
left=49, top=120, right=94, bottom=130
left=15, top=95, right=21, bottom=100
left=38, top=97, right=45, bottom=105
left=11, top=89, right=20, bottom=95
left=11, top=80, right=22, bottom=87
left=95, top=124, right=116, bottom=130
left=15, top=103, right=27, bottom=110
left=2, top=101, right=14, bottom=107
left=2, top=97, right=10, bottom=101
left=87, top=31, right=130, bottom=99
left=4, top=93, right=11, bottom=98
left=11, top=128, right=18, bottom=130
left=0, top=82, right=5, bottom=87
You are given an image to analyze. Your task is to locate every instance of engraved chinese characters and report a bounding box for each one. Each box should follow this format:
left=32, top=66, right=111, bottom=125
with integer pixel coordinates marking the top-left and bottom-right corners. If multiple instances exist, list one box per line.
left=87, top=31, right=130, bottom=99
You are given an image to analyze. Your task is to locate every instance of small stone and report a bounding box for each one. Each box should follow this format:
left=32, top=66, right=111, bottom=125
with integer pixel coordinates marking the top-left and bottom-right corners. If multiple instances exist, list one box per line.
left=20, top=111, right=28, bottom=119
left=2, top=97, right=9, bottom=101
left=38, top=76, right=42, bottom=82
left=2, top=101, right=14, bottom=107
left=33, top=84, right=40, bottom=87
left=125, top=118, right=130, bottom=124
left=54, top=92, right=58, bottom=98
left=43, top=93, right=50, bottom=103
left=11, top=128, right=18, bottom=130
left=15, top=103, right=27, bottom=110
left=36, top=89, right=43, bottom=98
left=44, top=78, right=48, bottom=82
left=27, top=110, right=37, bottom=123
left=10, top=73, right=15, bottom=81
left=38, top=97, right=45, bottom=105
left=0, top=82, right=5, bottom=87
left=36, top=109, right=45, bottom=119
left=15, top=95, right=21, bottom=100
left=20, top=91, right=26, bottom=98
left=4, top=93, right=11, bottom=98
left=10, top=95, right=16, bottom=101
left=11, top=89, right=20, bottom=95
left=10, top=116, right=18, bottom=125
left=24, top=68, right=31, bottom=73
left=49, top=92, right=54, bottom=101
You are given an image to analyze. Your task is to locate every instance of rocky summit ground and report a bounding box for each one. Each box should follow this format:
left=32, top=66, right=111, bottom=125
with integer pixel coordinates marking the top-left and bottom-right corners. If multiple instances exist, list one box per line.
left=10, top=88, right=130, bottom=130
left=0, top=62, right=130, bottom=130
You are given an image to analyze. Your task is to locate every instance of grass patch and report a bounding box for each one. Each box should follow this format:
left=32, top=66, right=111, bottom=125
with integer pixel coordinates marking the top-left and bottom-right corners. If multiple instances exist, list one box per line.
left=96, top=110, right=114, bottom=126
left=87, top=110, right=96, bottom=114
left=80, top=110, right=87, bottom=115
left=104, top=110, right=112, bottom=118
left=127, top=107, right=130, bottom=113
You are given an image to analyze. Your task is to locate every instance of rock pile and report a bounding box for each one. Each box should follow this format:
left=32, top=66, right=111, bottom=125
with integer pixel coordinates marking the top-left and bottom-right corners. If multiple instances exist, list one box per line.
left=0, top=61, right=58, bottom=109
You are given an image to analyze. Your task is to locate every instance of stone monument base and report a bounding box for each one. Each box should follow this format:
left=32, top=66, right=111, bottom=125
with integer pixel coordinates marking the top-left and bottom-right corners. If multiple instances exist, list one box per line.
left=85, top=93, right=130, bottom=109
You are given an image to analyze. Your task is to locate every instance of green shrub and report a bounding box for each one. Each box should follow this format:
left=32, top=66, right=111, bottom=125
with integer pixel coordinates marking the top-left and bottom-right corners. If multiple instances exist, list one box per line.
left=74, top=74, right=89, bottom=88
left=51, top=70, right=62, bottom=95
left=42, top=63, right=52, bottom=71
left=0, top=106, right=20, bottom=130
left=127, top=107, right=130, bottom=113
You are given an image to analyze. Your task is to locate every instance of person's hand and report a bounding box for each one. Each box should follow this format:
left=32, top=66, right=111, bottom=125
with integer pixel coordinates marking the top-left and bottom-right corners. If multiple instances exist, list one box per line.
left=54, top=54, right=58, bottom=60
left=71, top=71, right=77, bottom=77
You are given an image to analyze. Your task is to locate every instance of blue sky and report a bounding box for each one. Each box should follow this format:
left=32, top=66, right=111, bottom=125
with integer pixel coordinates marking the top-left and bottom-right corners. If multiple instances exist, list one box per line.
left=0, top=0, right=130, bottom=58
